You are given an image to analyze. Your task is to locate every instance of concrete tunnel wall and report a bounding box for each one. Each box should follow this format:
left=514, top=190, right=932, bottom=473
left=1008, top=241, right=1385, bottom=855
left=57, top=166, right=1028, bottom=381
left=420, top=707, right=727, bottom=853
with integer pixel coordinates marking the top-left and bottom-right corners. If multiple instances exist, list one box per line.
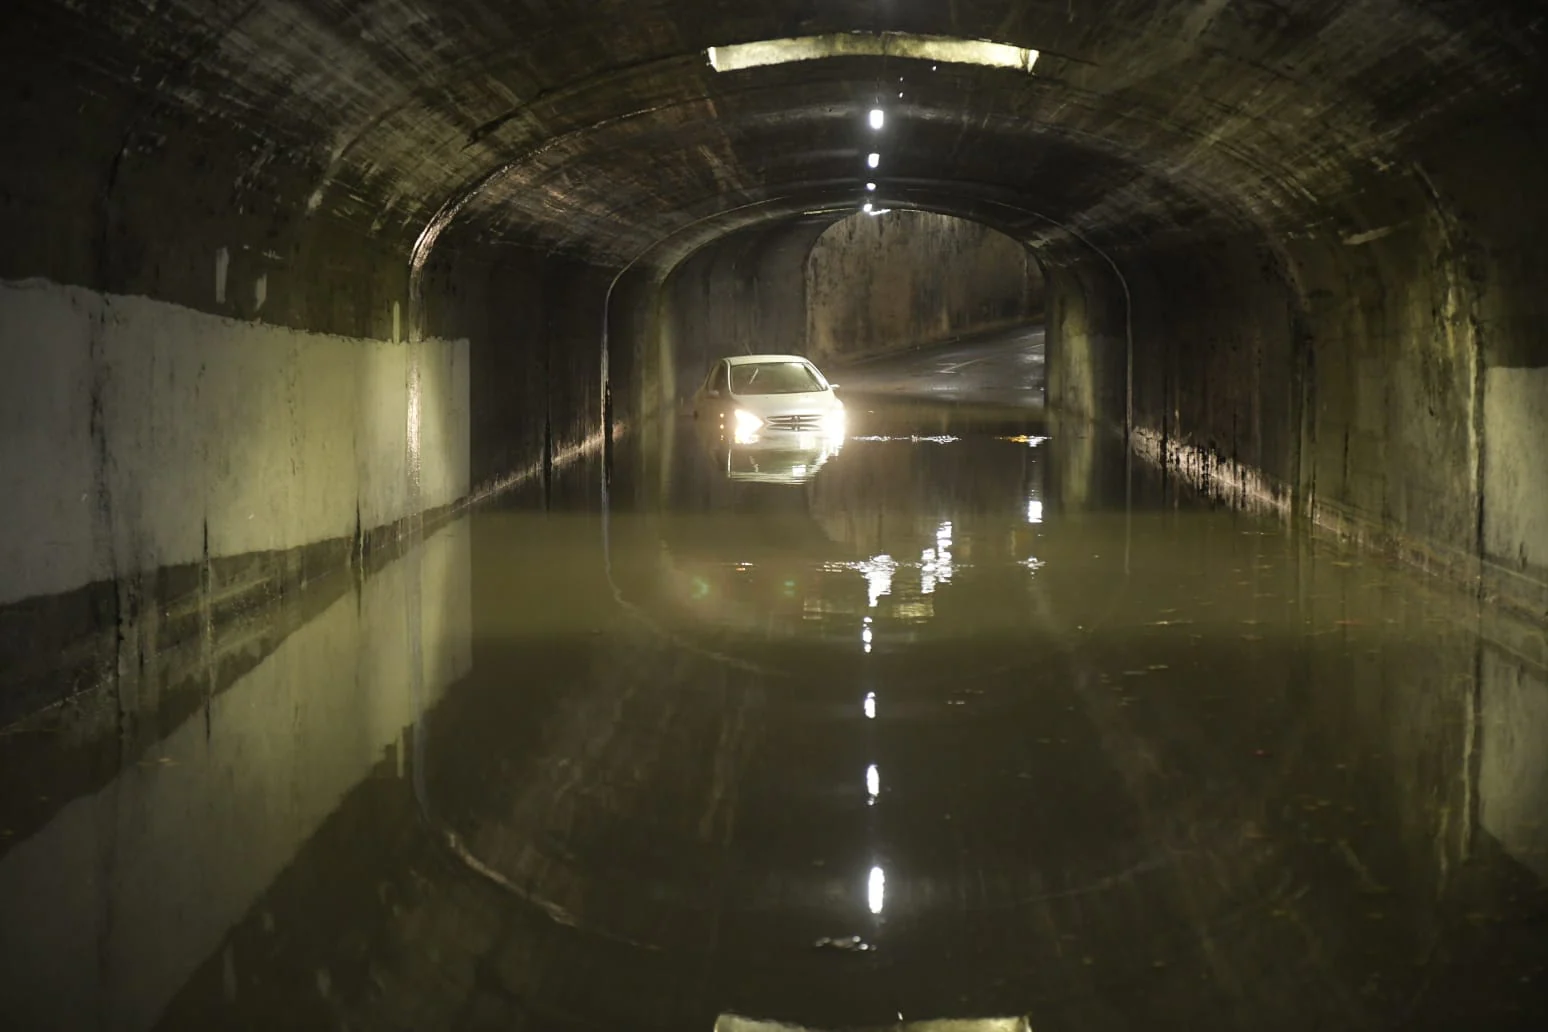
left=0, top=3, right=624, bottom=726
left=1043, top=87, right=1548, bottom=617
left=653, top=217, right=833, bottom=404
left=0, top=236, right=614, bottom=727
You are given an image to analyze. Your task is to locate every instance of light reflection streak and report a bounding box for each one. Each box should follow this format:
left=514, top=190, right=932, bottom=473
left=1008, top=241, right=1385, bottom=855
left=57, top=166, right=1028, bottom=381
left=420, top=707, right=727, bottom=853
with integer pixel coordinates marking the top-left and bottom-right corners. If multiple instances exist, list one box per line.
left=851, top=434, right=959, bottom=443
left=855, top=554, right=896, bottom=607
left=1026, top=499, right=1043, bottom=524
left=921, top=520, right=955, bottom=594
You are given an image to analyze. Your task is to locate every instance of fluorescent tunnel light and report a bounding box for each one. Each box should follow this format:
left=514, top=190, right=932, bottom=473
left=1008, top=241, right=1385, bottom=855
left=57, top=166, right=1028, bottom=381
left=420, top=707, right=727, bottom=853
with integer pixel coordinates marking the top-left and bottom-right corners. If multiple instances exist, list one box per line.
left=869, top=108, right=885, bottom=129
left=706, top=33, right=1039, bottom=74
left=867, top=152, right=880, bottom=168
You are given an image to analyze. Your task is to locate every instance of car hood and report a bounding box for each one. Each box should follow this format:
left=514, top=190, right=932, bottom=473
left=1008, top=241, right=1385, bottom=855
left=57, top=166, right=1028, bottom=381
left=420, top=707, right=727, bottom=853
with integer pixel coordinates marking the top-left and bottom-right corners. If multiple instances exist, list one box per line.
left=728, top=390, right=838, bottom=417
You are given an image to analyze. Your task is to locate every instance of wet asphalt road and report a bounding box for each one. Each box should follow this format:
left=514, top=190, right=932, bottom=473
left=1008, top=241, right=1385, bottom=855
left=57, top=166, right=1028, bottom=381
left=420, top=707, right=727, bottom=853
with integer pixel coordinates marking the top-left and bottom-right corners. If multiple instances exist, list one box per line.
left=1, top=326, right=1545, bottom=1032
left=834, top=325, right=1046, bottom=410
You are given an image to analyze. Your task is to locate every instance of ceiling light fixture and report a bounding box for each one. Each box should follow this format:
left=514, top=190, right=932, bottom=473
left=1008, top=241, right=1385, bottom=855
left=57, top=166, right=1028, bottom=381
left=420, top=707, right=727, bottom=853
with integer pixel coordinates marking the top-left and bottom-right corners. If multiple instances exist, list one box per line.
left=705, top=33, right=1039, bottom=74
left=867, top=152, right=880, bottom=168
left=869, top=108, right=885, bottom=129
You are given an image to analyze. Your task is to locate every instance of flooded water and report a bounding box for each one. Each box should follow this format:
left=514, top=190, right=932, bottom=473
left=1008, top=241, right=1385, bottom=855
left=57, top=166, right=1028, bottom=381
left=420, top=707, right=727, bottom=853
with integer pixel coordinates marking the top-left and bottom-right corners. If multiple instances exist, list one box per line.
left=1, top=338, right=1546, bottom=1031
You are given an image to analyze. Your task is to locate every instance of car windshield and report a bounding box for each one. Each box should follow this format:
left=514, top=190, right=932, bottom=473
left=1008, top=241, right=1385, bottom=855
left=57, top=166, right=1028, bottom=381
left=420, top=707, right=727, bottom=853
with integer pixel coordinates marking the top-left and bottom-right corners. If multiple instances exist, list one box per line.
left=729, top=361, right=824, bottom=395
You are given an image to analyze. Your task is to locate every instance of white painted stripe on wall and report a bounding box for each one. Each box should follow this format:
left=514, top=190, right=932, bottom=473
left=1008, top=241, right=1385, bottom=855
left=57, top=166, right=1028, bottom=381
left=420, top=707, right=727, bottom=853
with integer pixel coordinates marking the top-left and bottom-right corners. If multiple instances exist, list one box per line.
left=0, top=278, right=470, bottom=606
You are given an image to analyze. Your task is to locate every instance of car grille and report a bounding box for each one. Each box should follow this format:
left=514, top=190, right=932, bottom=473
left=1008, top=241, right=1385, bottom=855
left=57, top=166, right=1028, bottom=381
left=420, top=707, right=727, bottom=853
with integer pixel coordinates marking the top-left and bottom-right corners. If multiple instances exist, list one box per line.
left=764, top=414, right=824, bottom=431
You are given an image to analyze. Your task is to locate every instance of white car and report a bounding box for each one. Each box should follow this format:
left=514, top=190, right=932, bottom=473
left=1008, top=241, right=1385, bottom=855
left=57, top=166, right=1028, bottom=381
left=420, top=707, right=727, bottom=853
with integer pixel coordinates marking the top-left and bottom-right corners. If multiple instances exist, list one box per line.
left=692, top=354, right=846, bottom=446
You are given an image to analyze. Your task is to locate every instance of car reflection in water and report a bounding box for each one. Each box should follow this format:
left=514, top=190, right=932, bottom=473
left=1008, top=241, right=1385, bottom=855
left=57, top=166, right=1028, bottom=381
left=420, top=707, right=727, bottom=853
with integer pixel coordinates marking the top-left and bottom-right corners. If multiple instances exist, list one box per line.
left=716, top=431, right=843, bottom=484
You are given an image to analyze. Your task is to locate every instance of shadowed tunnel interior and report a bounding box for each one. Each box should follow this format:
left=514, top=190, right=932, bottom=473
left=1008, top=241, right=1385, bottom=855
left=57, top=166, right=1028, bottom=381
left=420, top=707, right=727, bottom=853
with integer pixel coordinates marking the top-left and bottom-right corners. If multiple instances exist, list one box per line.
left=2, top=1, right=1547, bottom=1030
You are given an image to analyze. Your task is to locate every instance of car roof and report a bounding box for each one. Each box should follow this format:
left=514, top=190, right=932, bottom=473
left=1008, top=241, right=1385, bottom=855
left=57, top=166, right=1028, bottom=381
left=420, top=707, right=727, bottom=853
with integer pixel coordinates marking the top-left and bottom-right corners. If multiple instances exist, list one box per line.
left=723, top=354, right=816, bottom=366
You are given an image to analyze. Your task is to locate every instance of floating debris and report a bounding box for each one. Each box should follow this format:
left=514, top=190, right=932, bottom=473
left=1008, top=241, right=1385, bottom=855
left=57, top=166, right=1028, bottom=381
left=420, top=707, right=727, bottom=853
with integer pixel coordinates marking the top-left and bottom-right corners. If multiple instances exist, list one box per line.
left=813, top=935, right=874, bottom=952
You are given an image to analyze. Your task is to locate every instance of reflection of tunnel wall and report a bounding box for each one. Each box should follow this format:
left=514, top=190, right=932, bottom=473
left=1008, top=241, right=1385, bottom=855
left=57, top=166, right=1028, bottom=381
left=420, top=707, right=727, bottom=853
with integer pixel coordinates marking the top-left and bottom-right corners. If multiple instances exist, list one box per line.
left=805, top=211, right=1042, bottom=366
left=0, top=520, right=471, bottom=1028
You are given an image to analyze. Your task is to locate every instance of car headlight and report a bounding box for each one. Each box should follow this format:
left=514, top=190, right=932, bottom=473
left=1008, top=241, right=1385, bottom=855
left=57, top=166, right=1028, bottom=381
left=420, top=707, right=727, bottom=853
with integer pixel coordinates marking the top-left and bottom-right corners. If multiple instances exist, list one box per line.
left=733, top=409, right=763, bottom=443
left=822, top=402, right=846, bottom=437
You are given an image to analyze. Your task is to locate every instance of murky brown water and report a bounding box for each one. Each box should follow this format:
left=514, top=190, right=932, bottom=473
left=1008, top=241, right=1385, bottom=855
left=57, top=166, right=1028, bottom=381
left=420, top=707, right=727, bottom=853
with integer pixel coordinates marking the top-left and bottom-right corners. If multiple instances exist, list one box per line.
left=2, top=364, right=1545, bottom=1031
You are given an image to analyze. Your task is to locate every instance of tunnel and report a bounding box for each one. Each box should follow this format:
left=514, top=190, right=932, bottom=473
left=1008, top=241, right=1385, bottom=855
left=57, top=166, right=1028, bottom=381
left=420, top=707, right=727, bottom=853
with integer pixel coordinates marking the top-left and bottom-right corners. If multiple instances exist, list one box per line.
left=2, top=1, right=1547, bottom=1029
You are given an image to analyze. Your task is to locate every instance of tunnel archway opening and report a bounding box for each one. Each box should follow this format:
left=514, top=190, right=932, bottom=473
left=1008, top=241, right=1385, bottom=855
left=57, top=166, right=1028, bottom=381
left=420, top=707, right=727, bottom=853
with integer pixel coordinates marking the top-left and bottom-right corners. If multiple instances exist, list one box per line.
left=803, top=208, right=1044, bottom=371
left=649, top=207, right=1047, bottom=416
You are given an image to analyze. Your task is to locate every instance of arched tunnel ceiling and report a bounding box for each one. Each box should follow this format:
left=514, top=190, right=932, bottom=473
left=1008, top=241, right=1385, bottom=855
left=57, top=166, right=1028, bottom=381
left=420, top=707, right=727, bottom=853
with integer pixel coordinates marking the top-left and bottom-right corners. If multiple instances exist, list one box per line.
left=26, top=0, right=1547, bottom=267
